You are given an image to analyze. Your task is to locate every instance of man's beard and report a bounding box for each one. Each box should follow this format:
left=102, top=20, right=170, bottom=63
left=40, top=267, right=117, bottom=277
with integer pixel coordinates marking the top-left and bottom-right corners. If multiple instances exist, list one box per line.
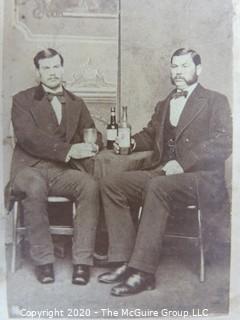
left=171, top=74, right=198, bottom=87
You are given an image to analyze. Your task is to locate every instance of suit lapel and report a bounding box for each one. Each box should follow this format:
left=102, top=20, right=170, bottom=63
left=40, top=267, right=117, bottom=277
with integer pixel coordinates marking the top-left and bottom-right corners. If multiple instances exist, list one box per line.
left=30, top=85, right=81, bottom=141
left=31, top=91, right=56, bottom=134
left=155, top=94, right=172, bottom=152
left=176, top=84, right=207, bottom=140
left=64, top=92, right=81, bottom=142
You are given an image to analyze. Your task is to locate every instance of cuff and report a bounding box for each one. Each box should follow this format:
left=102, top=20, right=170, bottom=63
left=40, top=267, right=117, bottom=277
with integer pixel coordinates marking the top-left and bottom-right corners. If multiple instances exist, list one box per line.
left=130, top=138, right=137, bottom=153
left=65, top=148, right=72, bottom=162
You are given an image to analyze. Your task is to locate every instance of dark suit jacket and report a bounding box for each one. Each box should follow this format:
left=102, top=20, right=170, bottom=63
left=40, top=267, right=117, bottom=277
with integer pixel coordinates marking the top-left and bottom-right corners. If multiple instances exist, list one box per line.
left=7, top=84, right=103, bottom=190
left=133, top=84, right=232, bottom=212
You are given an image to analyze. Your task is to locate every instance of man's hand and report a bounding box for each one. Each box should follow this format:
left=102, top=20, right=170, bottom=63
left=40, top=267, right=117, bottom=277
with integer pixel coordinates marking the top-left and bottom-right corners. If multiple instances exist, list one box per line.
left=113, top=137, right=136, bottom=154
left=66, top=143, right=98, bottom=161
left=113, top=136, right=120, bottom=154
left=162, top=160, right=184, bottom=175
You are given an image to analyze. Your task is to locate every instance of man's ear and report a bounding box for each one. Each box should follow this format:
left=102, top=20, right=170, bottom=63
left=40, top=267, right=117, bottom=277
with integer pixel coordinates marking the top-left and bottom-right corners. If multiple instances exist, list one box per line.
left=196, top=64, right=202, bottom=76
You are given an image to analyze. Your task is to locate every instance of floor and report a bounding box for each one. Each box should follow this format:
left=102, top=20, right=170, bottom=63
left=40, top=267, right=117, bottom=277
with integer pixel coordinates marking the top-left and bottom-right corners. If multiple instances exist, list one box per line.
left=5, top=240, right=230, bottom=319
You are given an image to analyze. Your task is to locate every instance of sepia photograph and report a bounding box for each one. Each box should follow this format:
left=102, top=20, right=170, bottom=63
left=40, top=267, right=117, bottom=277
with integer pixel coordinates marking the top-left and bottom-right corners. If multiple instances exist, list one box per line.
left=0, top=0, right=239, bottom=319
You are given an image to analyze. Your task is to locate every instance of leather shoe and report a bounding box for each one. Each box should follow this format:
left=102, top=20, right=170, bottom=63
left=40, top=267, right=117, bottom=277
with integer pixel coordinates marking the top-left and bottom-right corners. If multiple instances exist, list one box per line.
left=98, top=263, right=130, bottom=284
left=35, top=263, right=54, bottom=284
left=111, top=270, right=155, bottom=296
left=72, top=265, right=90, bottom=285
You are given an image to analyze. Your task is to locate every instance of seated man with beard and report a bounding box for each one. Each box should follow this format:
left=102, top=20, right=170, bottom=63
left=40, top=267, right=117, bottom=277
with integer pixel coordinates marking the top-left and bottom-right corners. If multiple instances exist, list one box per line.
left=98, top=48, right=232, bottom=296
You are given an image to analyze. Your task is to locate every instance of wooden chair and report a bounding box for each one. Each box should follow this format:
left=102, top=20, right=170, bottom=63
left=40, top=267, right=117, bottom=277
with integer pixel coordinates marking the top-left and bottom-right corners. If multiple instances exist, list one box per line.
left=9, top=195, right=75, bottom=273
left=138, top=204, right=205, bottom=282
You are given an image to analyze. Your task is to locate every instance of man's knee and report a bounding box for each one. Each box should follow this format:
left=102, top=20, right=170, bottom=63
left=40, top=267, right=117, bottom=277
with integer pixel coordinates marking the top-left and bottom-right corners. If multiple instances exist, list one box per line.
left=13, top=168, right=47, bottom=198
left=144, top=175, right=173, bottom=199
left=72, top=171, right=99, bottom=197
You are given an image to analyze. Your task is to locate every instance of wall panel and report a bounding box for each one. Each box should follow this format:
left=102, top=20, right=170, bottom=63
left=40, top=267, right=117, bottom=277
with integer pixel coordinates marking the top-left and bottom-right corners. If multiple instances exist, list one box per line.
left=2, top=0, right=119, bottom=183
left=2, top=0, right=233, bottom=188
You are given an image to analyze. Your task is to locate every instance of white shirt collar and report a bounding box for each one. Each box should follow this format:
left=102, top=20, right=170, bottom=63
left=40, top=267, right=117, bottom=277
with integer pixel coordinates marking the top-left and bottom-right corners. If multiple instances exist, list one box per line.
left=180, top=82, right=198, bottom=98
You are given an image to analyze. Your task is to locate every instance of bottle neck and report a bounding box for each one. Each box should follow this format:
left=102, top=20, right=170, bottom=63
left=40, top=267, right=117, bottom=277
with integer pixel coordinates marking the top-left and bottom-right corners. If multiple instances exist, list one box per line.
left=122, top=114, right=127, bottom=123
left=121, top=107, right=128, bottom=124
left=110, top=113, right=116, bottom=124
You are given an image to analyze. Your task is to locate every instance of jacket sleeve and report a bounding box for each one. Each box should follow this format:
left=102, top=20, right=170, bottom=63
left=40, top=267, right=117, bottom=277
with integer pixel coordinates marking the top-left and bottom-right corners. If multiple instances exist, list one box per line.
left=180, top=94, right=232, bottom=172
left=133, top=103, right=161, bottom=151
left=12, top=96, right=71, bottom=162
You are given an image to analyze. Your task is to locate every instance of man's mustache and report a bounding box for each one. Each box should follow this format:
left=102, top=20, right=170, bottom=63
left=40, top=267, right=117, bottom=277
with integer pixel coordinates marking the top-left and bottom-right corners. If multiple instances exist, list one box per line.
left=174, top=76, right=185, bottom=80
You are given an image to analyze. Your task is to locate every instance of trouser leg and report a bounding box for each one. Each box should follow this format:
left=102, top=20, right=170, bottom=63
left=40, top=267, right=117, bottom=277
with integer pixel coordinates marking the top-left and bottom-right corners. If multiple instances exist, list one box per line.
left=48, top=168, right=99, bottom=266
left=128, top=173, right=197, bottom=274
left=100, top=171, right=155, bottom=262
left=13, top=167, right=53, bottom=265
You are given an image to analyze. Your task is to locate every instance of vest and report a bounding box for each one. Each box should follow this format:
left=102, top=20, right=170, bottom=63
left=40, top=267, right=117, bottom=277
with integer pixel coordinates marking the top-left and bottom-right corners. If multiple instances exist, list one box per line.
left=34, top=98, right=68, bottom=169
left=162, top=106, right=177, bottom=163
left=48, top=101, right=67, bottom=142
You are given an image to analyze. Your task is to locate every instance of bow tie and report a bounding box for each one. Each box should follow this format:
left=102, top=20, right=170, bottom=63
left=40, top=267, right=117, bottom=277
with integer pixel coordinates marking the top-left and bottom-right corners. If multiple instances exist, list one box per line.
left=171, top=90, right=188, bottom=99
left=46, top=92, right=65, bottom=104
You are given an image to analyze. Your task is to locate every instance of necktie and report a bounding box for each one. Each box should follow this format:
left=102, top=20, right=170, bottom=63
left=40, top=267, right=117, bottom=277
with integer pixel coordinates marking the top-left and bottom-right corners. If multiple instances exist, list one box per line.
left=47, top=92, right=65, bottom=104
left=171, top=90, right=188, bottom=99
left=170, top=90, right=188, bottom=126
left=46, top=92, right=64, bottom=124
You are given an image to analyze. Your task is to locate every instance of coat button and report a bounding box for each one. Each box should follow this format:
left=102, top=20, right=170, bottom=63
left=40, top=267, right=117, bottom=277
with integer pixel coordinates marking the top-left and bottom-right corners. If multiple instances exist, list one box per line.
left=185, top=138, right=190, bottom=142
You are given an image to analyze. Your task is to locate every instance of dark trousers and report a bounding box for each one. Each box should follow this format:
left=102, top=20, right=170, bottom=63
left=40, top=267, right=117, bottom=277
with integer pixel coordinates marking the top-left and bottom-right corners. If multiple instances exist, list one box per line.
left=12, top=163, right=99, bottom=266
left=100, top=170, right=197, bottom=274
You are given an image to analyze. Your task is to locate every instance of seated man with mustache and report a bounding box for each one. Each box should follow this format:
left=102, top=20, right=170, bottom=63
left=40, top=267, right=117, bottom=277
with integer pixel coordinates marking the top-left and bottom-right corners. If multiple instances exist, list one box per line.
left=6, top=48, right=102, bottom=285
left=98, top=48, right=232, bottom=296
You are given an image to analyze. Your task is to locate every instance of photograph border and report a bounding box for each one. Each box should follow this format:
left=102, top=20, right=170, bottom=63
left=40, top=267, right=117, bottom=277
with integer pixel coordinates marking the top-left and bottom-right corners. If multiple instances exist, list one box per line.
left=0, top=0, right=240, bottom=319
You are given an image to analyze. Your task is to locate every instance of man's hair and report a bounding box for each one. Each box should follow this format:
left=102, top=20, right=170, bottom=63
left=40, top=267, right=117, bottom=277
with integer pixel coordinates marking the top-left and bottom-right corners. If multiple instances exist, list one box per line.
left=33, top=48, right=64, bottom=69
left=171, top=48, right=201, bottom=66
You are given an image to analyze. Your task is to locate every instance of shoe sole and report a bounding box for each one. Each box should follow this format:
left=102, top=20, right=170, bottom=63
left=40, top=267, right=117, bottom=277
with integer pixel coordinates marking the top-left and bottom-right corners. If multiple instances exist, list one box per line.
left=38, top=278, right=54, bottom=284
left=98, top=278, right=122, bottom=284
left=72, top=280, right=88, bottom=285
left=111, top=285, right=155, bottom=297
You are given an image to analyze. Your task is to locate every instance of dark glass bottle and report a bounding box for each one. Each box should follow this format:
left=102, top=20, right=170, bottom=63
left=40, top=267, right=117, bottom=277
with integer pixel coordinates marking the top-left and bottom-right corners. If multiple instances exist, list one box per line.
left=106, top=107, right=118, bottom=149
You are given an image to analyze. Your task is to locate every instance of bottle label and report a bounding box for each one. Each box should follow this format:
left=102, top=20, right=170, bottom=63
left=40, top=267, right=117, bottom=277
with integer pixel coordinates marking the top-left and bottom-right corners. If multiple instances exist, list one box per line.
left=118, top=128, right=131, bottom=147
left=107, top=129, right=118, bottom=141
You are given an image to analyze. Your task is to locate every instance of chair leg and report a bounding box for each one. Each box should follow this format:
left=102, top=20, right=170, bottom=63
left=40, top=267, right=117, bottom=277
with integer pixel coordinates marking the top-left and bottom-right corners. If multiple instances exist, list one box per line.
left=11, top=201, right=18, bottom=273
left=198, top=208, right=205, bottom=282
left=72, top=202, right=76, bottom=242
left=73, top=202, right=76, bottom=218
left=138, top=206, right=142, bottom=220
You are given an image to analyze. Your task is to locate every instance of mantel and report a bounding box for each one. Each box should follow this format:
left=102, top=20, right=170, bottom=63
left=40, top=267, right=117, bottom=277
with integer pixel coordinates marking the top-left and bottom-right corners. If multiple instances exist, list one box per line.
left=68, top=87, right=117, bottom=104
